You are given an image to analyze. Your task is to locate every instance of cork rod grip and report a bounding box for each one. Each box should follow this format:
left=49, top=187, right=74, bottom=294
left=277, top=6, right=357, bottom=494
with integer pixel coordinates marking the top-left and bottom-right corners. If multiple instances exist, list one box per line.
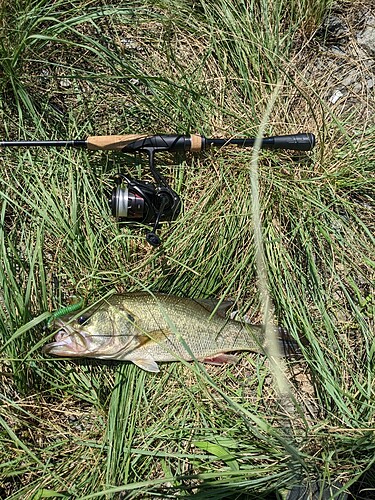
left=86, top=134, right=148, bottom=151
left=190, top=134, right=203, bottom=152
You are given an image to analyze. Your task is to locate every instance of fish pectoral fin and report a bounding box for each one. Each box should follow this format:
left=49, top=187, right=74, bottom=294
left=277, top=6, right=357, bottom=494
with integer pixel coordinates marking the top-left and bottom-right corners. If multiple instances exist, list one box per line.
left=202, top=353, right=239, bottom=365
left=132, top=357, right=160, bottom=373
left=131, top=329, right=170, bottom=346
left=145, top=329, right=171, bottom=342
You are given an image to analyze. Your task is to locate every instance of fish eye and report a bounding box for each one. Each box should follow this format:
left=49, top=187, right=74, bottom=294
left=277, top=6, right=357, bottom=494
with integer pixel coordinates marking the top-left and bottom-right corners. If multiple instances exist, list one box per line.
left=127, top=313, right=135, bottom=323
left=77, top=315, right=90, bottom=325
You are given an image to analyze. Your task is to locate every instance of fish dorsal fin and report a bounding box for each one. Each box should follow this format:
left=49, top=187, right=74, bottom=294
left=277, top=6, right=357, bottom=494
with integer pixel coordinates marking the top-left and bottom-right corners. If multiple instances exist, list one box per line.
left=132, top=358, right=160, bottom=373
left=193, top=299, right=234, bottom=318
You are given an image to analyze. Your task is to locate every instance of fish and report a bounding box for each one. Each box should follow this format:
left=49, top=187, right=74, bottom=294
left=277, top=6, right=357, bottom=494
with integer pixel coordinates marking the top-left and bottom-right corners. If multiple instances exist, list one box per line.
left=43, top=293, right=296, bottom=373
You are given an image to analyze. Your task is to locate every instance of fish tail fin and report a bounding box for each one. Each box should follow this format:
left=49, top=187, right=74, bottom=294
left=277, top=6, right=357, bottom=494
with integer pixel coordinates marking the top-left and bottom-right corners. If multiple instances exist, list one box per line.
left=277, top=327, right=301, bottom=357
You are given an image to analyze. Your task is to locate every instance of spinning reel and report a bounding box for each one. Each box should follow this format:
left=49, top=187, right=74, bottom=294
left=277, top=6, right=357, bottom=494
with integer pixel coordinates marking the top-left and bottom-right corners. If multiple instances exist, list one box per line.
left=110, top=147, right=181, bottom=247
left=0, top=132, right=316, bottom=246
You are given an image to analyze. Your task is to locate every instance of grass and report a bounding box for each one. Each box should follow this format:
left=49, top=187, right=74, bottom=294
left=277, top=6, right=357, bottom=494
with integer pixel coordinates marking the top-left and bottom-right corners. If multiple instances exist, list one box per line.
left=1, top=0, right=374, bottom=498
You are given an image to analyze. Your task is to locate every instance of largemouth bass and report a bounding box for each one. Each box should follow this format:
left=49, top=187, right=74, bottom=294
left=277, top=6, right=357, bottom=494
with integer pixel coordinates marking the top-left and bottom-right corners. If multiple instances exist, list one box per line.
left=43, top=293, right=295, bottom=373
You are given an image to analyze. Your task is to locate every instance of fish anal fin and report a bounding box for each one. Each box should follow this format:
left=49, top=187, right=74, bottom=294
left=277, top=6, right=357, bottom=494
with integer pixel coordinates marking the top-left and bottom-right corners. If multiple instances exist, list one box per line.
left=202, top=353, right=239, bottom=366
left=132, top=358, right=160, bottom=373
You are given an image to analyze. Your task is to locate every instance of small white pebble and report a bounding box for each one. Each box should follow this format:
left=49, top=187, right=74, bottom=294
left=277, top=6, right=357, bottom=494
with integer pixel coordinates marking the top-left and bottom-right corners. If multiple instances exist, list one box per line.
left=329, top=89, right=344, bottom=104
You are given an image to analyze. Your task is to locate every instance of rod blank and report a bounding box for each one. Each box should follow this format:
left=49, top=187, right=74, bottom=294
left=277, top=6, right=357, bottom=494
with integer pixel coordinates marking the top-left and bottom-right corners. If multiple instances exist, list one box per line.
left=0, top=140, right=87, bottom=148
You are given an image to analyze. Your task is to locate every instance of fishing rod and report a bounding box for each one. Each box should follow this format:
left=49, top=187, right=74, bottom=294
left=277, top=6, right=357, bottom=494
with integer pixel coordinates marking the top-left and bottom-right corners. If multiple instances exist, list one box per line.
left=1, top=132, right=316, bottom=246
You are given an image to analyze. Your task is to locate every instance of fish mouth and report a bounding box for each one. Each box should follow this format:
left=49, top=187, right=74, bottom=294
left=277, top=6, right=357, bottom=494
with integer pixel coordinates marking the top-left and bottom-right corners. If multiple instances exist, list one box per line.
left=43, top=320, right=89, bottom=356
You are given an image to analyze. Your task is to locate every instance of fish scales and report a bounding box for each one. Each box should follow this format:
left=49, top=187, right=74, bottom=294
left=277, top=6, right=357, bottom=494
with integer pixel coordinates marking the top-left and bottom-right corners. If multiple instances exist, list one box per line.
left=108, top=294, right=263, bottom=360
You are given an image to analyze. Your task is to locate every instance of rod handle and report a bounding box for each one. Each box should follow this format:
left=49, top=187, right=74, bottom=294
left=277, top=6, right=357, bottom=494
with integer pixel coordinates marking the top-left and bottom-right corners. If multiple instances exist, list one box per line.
left=270, top=133, right=315, bottom=151
left=87, top=134, right=148, bottom=151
